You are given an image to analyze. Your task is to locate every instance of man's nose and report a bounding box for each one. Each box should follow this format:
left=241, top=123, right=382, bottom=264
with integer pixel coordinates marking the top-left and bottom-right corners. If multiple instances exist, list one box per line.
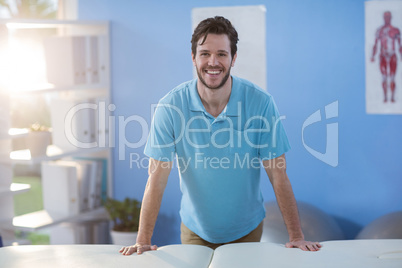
left=208, top=55, right=218, bottom=66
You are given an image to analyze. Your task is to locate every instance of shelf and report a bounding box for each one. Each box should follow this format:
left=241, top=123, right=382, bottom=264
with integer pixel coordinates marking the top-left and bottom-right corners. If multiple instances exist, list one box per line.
left=0, top=19, right=109, bottom=28
left=0, top=128, right=29, bottom=140
left=9, top=145, right=108, bottom=165
left=9, top=84, right=109, bottom=95
left=0, top=183, right=31, bottom=196
left=0, top=18, right=112, bottom=245
left=0, top=207, right=108, bottom=232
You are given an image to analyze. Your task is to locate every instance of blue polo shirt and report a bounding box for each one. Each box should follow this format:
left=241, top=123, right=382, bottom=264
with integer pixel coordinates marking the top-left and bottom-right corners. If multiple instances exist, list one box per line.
left=144, top=76, right=290, bottom=243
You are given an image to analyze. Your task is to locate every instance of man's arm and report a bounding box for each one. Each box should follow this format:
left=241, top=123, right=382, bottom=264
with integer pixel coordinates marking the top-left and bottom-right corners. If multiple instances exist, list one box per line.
left=120, top=158, right=173, bottom=255
left=263, top=154, right=321, bottom=251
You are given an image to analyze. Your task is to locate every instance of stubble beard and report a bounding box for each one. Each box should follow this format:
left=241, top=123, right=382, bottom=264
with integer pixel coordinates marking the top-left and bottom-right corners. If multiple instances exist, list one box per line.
left=196, top=66, right=232, bottom=90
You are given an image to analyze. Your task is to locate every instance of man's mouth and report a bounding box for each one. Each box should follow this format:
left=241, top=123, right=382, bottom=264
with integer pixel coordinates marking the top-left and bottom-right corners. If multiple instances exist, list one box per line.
left=205, top=69, right=222, bottom=75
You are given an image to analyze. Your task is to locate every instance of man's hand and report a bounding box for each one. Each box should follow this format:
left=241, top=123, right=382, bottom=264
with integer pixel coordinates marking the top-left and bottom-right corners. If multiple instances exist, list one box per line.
left=118, top=159, right=171, bottom=256
left=285, top=239, right=322, bottom=251
left=119, top=243, right=157, bottom=255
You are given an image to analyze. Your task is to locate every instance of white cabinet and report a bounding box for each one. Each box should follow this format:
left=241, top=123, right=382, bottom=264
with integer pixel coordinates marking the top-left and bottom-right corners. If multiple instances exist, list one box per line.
left=0, top=19, right=113, bottom=246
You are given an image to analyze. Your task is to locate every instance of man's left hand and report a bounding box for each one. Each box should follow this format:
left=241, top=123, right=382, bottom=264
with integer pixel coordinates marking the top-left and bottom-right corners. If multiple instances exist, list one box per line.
left=285, top=240, right=322, bottom=251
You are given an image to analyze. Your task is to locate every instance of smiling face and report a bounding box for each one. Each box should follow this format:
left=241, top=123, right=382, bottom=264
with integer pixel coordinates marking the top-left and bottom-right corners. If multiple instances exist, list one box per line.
left=192, top=34, right=237, bottom=90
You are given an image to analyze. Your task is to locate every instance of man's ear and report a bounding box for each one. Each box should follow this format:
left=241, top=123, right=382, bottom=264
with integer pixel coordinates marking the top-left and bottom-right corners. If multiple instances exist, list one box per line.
left=231, top=52, right=237, bottom=67
left=192, top=52, right=196, bottom=66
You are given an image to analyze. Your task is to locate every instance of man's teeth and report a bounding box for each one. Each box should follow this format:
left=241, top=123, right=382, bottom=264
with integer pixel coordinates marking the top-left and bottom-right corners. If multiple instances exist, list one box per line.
left=206, top=70, right=221, bottom=74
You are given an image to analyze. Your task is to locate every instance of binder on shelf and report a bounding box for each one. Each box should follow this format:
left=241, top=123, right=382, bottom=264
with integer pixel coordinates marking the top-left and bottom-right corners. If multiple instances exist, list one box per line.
left=50, top=98, right=97, bottom=151
left=44, top=36, right=85, bottom=87
left=97, top=35, right=109, bottom=86
left=41, top=161, right=80, bottom=217
left=74, top=160, right=94, bottom=212
left=72, top=36, right=87, bottom=85
left=87, top=159, right=103, bottom=209
left=75, top=157, right=107, bottom=205
left=94, top=96, right=109, bottom=148
left=43, top=35, right=108, bottom=88
left=86, top=36, right=99, bottom=84
left=41, top=159, right=104, bottom=216
left=0, top=92, right=10, bottom=139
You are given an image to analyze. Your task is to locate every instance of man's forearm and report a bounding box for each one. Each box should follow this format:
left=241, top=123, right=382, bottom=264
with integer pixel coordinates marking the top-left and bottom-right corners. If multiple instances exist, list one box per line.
left=264, top=156, right=304, bottom=241
left=119, top=159, right=171, bottom=255
left=264, top=156, right=321, bottom=251
left=136, top=175, right=167, bottom=244
left=271, top=170, right=304, bottom=241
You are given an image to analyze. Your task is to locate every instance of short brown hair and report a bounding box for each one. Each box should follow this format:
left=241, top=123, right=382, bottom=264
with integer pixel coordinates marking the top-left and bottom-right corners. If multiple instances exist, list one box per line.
left=191, top=16, right=239, bottom=58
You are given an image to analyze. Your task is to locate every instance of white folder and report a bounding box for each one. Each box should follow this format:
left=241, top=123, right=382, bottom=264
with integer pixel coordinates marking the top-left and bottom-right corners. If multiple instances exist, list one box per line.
left=44, top=36, right=86, bottom=87
left=50, top=98, right=96, bottom=151
left=41, top=161, right=80, bottom=217
left=44, top=35, right=108, bottom=87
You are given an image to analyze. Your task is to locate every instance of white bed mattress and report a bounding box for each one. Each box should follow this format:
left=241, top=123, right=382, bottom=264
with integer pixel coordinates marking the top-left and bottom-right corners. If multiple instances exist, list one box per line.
left=0, top=239, right=401, bottom=268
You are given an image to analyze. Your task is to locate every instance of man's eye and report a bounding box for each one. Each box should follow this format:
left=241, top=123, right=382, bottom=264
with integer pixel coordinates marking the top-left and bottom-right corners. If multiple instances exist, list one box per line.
left=219, top=54, right=227, bottom=57
left=201, top=53, right=209, bottom=56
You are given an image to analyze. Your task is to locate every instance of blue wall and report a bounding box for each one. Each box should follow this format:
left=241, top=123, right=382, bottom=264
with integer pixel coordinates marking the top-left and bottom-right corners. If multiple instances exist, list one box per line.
left=79, top=0, right=402, bottom=244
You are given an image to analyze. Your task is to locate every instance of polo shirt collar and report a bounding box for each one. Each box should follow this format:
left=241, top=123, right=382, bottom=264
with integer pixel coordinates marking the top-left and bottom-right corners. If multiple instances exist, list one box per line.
left=225, top=76, right=241, bottom=117
left=189, top=78, right=205, bottom=112
left=188, top=76, right=241, bottom=116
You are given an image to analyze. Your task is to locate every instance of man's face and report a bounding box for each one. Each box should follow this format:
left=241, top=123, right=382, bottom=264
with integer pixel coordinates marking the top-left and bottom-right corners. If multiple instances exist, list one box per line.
left=192, top=34, right=237, bottom=90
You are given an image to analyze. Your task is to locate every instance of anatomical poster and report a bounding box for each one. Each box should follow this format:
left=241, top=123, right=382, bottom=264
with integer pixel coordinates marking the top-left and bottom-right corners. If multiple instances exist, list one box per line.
left=365, top=1, right=402, bottom=114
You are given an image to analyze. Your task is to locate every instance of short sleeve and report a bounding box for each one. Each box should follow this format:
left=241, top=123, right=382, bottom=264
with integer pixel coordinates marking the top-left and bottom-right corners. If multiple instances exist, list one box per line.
left=258, top=97, right=291, bottom=160
left=144, top=101, right=176, bottom=162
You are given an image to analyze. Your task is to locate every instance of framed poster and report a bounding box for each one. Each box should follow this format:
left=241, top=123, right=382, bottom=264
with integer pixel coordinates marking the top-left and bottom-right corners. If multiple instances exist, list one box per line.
left=365, top=1, right=402, bottom=114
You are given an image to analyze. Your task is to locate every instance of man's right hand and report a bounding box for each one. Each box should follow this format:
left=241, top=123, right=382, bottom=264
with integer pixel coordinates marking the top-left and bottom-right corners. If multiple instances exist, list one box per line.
left=119, top=243, right=158, bottom=255
left=119, top=159, right=171, bottom=256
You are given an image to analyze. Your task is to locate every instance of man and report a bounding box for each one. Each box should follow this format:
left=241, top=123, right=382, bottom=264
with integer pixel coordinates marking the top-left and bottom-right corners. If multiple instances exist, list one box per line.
left=120, top=16, right=321, bottom=255
left=371, top=11, right=402, bottom=103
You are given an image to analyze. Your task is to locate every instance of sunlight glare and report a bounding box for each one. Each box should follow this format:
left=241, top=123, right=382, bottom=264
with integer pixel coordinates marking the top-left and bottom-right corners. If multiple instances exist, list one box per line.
left=7, top=35, right=52, bottom=92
